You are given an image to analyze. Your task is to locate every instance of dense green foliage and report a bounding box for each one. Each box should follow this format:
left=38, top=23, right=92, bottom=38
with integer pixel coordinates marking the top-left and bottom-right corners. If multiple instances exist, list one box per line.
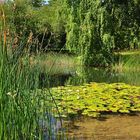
left=2, top=0, right=65, bottom=53
left=51, top=82, right=140, bottom=117
left=2, top=0, right=140, bottom=66
left=58, top=0, right=140, bottom=66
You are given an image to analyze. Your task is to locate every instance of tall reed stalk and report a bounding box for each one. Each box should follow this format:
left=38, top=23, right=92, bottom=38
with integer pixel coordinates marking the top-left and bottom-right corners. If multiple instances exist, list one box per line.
left=0, top=6, right=62, bottom=140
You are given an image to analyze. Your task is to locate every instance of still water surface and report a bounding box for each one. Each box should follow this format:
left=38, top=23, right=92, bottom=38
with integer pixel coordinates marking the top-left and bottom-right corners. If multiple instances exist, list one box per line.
left=44, top=66, right=140, bottom=140
left=47, top=66, right=140, bottom=87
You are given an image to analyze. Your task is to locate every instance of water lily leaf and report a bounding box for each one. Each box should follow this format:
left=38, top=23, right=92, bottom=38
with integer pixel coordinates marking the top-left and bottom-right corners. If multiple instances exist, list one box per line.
left=50, top=82, right=140, bottom=117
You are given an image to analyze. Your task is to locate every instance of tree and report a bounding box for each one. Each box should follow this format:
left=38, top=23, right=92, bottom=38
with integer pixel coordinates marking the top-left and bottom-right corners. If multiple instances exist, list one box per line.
left=56, top=0, right=140, bottom=66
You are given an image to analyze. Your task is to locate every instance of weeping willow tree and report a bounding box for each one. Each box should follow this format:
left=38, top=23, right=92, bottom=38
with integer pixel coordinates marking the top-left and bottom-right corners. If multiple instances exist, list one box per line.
left=56, top=0, right=140, bottom=66
left=56, top=0, right=115, bottom=66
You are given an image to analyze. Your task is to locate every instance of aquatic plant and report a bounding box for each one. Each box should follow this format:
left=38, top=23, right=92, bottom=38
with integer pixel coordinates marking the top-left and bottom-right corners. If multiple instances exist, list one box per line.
left=0, top=8, right=62, bottom=139
left=50, top=82, right=140, bottom=117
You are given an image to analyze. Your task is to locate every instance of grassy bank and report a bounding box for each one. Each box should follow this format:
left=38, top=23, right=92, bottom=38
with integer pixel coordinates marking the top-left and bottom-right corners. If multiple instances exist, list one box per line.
left=113, top=50, right=140, bottom=71
left=30, top=52, right=79, bottom=75
left=30, top=50, right=140, bottom=74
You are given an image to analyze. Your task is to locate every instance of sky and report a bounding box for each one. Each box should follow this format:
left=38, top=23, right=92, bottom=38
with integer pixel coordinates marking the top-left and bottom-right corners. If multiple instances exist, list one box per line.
left=45, top=0, right=49, bottom=4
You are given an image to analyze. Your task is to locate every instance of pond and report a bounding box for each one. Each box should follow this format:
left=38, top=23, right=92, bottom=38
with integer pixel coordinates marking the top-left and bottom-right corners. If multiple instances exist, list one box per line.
left=40, top=64, right=140, bottom=140
left=65, top=114, right=140, bottom=140
left=46, top=66, right=140, bottom=87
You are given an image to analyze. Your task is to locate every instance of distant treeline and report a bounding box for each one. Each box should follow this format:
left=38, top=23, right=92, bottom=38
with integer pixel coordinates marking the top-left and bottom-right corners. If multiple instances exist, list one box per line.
left=1, top=0, right=140, bottom=66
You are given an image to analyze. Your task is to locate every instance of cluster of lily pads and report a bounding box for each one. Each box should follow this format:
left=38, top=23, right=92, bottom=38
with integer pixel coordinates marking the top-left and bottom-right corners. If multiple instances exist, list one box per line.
left=49, top=82, right=140, bottom=117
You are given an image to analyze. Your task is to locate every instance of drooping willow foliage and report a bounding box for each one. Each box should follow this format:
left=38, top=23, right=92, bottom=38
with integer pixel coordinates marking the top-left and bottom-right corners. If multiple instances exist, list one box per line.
left=57, top=0, right=140, bottom=66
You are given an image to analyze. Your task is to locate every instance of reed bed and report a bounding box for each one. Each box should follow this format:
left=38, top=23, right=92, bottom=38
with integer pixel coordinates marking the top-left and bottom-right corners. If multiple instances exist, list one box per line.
left=0, top=15, right=62, bottom=140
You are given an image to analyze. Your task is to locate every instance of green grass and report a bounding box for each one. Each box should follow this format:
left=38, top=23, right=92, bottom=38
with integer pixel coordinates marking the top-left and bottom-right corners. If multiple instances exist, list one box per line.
left=31, top=50, right=140, bottom=74
left=113, top=50, right=140, bottom=71
left=30, top=52, right=79, bottom=75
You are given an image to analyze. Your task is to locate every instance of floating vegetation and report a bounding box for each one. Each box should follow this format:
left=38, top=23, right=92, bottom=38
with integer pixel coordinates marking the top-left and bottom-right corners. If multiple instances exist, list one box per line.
left=49, top=83, right=140, bottom=117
